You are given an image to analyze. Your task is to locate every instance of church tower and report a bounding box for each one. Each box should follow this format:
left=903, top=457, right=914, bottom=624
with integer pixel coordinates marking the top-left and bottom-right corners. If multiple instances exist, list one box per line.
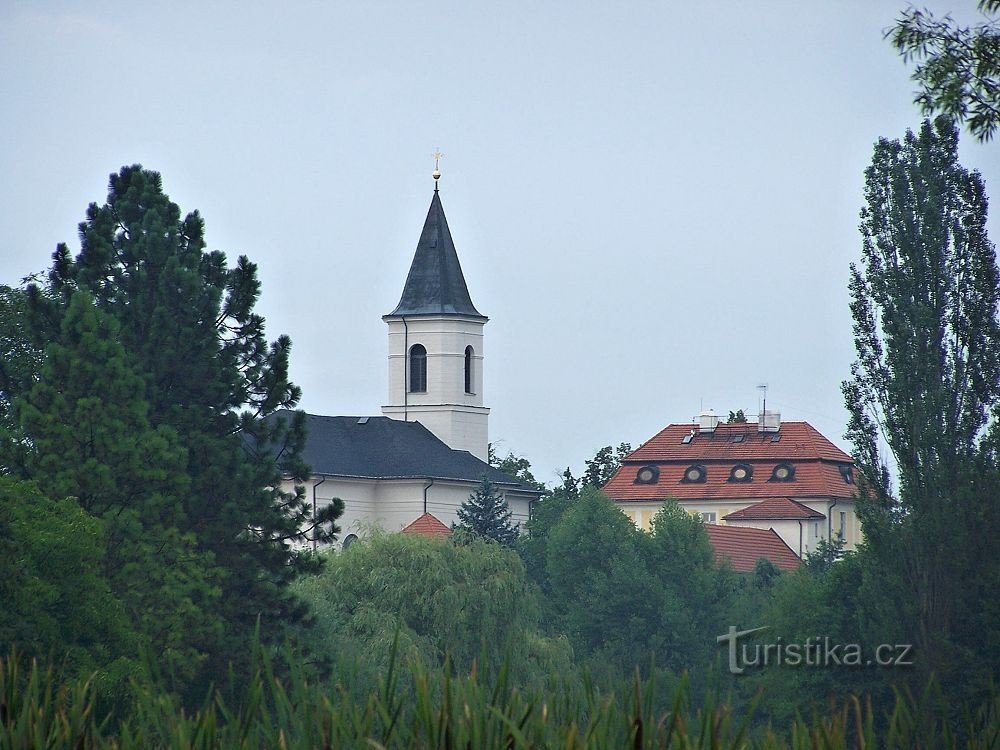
left=381, top=171, right=489, bottom=461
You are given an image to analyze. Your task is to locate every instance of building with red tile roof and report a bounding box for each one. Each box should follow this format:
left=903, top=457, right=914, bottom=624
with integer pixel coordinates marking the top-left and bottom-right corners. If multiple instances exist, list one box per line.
left=703, top=525, right=802, bottom=572
left=604, top=413, right=860, bottom=562
left=402, top=512, right=452, bottom=538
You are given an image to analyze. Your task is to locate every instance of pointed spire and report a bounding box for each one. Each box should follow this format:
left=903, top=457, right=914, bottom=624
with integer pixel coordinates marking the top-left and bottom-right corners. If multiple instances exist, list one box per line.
left=387, top=190, right=485, bottom=318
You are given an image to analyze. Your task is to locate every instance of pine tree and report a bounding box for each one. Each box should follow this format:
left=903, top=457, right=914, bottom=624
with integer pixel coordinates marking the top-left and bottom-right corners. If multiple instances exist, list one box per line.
left=18, top=289, right=221, bottom=690
left=455, top=477, right=519, bottom=546
left=17, top=165, right=341, bottom=696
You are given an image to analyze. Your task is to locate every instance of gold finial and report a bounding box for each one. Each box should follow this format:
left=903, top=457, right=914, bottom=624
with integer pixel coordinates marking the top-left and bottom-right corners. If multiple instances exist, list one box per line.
left=432, top=149, right=443, bottom=186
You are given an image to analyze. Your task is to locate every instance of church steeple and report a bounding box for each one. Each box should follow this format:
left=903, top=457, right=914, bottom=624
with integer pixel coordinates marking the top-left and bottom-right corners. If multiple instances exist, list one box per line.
left=382, top=176, right=490, bottom=461
left=387, top=191, right=485, bottom=319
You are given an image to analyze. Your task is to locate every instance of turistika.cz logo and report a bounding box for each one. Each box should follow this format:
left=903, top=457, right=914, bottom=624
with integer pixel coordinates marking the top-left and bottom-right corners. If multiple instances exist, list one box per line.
left=716, top=626, right=914, bottom=675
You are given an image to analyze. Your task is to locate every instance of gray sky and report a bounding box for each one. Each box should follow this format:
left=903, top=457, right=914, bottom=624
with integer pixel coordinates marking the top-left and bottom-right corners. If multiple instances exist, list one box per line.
left=3, top=1, right=998, bottom=486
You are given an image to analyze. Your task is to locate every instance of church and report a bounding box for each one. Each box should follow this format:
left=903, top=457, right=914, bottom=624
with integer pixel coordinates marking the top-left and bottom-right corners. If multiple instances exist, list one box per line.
left=281, top=172, right=542, bottom=549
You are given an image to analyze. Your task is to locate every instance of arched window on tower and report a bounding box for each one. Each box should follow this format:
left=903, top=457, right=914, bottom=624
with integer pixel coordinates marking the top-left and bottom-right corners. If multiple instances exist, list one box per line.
left=464, top=346, right=474, bottom=394
left=409, top=344, right=427, bottom=393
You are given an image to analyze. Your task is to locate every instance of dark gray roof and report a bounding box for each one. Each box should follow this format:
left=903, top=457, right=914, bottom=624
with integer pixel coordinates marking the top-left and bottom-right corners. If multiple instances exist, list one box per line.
left=386, top=191, right=485, bottom=318
left=289, top=412, right=539, bottom=492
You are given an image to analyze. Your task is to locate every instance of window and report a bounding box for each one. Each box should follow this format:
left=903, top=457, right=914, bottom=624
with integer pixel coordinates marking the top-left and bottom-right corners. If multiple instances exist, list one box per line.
left=838, top=465, right=854, bottom=484
left=770, top=463, right=795, bottom=482
left=839, top=511, right=846, bottom=539
left=682, top=464, right=707, bottom=483
left=729, top=463, right=753, bottom=482
left=634, top=465, right=659, bottom=484
left=409, top=344, right=427, bottom=392
left=699, top=512, right=716, bottom=523
left=464, top=345, right=474, bottom=394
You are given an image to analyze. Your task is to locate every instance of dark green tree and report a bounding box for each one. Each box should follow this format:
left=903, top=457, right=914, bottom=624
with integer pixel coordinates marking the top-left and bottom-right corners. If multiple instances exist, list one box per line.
left=488, top=447, right=545, bottom=491
left=582, top=442, right=632, bottom=488
left=843, top=117, right=1000, bottom=701
left=726, top=409, right=748, bottom=423
left=0, top=285, right=43, bottom=448
left=0, top=476, right=140, bottom=697
left=14, top=165, right=340, bottom=695
left=888, top=1, right=1000, bottom=142
left=545, top=491, right=729, bottom=679
left=455, top=477, right=520, bottom=546
left=15, top=290, right=220, bottom=689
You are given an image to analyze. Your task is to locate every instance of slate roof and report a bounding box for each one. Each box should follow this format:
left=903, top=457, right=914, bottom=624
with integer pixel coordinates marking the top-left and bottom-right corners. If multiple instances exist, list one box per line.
left=724, top=497, right=826, bottom=521
left=402, top=512, right=452, bottom=537
left=386, top=191, right=485, bottom=319
left=703, top=525, right=802, bottom=572
left=604, top=421, right=857, bottom=503
left=286, top=411, right=539, bottom=491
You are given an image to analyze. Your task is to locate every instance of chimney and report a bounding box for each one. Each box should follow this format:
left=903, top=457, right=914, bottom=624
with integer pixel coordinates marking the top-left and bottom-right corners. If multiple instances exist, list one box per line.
left=758, top=410, right=781, bottom=433
left=698, top=409, right=720, bottom=433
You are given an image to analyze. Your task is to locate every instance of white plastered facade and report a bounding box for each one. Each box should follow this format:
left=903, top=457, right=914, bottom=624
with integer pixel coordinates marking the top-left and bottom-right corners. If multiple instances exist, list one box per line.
left=381, top=314, right=490, bottom=462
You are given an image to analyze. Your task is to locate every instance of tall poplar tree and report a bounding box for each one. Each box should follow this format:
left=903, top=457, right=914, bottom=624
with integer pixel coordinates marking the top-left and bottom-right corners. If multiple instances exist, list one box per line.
left=18, top=166, right=340, bottom=695
left=843, top=117, right=1000, bottom=696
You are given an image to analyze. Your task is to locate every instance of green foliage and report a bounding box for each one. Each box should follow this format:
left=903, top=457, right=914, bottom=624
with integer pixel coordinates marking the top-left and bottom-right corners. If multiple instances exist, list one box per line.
left=14, top=291, right=221, bottom=689
left=488, top=447, right=545, bottom=491
left=582, top=442, right=632, bottom=488
left=455, top=476, right=520, bottom=546
left=844, top=118, right=1000, bottom=702
left=0, top=285, right=42, bottom=443
left=292, top=533, right=570, bottom=685
left=0, top=477, right=141, bottom=696
left=544, top=490, right=731, bottom=678
left=888, top=1, right=1000, bottom=142
left=2, top=646, right=996, bottom=749
left=802, top=535, right=846, bottom=574
left=727, top=409, right=748, bottom=423
left=1, top=165, right=339, bottom=701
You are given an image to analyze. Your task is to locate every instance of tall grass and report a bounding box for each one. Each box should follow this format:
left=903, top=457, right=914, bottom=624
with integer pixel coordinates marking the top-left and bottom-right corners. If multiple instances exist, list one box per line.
left=1, top=645, right=996, bottom=749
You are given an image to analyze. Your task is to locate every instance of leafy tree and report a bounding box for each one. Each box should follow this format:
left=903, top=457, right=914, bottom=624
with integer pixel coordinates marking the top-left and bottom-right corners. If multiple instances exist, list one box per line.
left=292, top=533, right=571, bottom=686
left=517, top=467, right=582, bottom=607
left=726, top=409, right=747, bottom=423
left=801, top=534, right=846, bottom=574
left=455, top=476, right=519, bottom=546
left=545, top=491, right=730, bottom=679
left=888, top=1, right=1000, bottom=141
left=488, top=447, right=545, bottom=491
left=582, top=442, right=632, bottom=488
left=10, top=165, right=340, bottom=696
left=0, top=477, right=140, bottom=694
left=843, top=118, right=1000, bottom=701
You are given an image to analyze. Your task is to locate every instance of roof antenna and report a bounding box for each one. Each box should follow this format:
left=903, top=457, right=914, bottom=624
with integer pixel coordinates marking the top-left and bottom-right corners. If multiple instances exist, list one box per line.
left=757, top=383, right=768, bottom=420
left=432, top=149, right=443, bottom=192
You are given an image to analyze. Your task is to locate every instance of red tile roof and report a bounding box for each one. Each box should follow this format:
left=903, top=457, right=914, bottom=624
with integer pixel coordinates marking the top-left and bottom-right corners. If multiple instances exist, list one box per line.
left=629, top=421, right=852, bottom=463
left=401, top=512, right=451, bottom=537
left=723, top=497, right=826, bottom=521
left=604, top=421, right=857, bottom=503
left=703, top=525, right=801, bottom=572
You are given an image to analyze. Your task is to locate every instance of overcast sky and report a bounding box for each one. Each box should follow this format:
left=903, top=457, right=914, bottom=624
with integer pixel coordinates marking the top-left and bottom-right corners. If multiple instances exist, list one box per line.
left=3, top=1, right=998, bottom=486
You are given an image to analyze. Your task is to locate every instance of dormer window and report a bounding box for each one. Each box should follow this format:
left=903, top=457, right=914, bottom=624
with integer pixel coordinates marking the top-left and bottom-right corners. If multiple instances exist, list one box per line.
left=682, top=464, right=707, bottom=483
left=838, top=465, right=854, bottom=484
left=409, top=344, right=427, bottom=393
left=729, top=463, right=753, bottom=482
left=770, top=463, right=795, bottom=482
left=635, top=465, right=659, bottom=484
